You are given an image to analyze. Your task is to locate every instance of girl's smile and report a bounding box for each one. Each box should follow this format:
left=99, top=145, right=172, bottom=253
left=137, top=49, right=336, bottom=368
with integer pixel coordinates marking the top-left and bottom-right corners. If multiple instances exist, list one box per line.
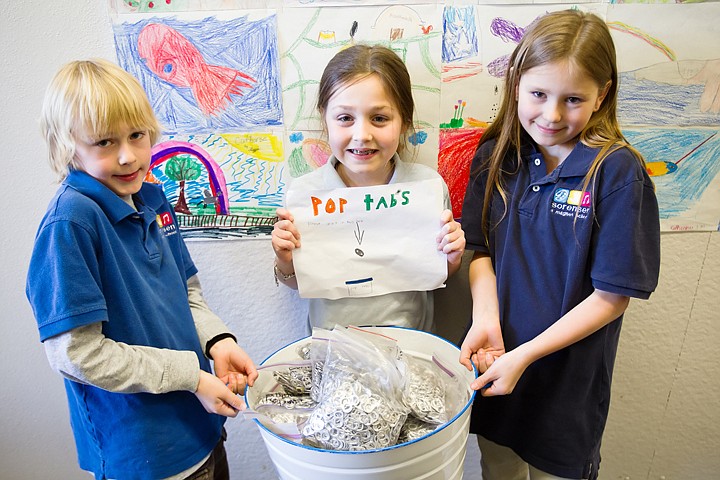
left=516, top=60, right=609, bottom=168
left=323, top=74, right=404, bottom=187
left=348, top=148, right=378, bottom=156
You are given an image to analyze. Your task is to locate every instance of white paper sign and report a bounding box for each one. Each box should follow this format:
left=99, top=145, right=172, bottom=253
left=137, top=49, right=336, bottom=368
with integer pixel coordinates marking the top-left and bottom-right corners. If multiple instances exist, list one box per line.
left=286, top=178, right=448, bottom=299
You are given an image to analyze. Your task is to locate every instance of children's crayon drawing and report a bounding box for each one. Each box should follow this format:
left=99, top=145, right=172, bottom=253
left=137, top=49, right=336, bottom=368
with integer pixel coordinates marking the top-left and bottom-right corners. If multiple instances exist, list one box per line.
left=113, top=13, right=283, bottom=134
left=608, top=4, right=720, bottom=126
left=437, top=3, right=720, bottom=230
left=284, top=128, right=440, bottom=177
left=146, top=133, right=284, bottom=239
left=442, top=5, right=478, bottom=64
left=276, top=5, right=442, bottom=131
left=284, top=131, right=331, bottom=179
left=109, top=1, right=720, bottom=238
left=438, top=127, right=485, bottom=219
left=611, top=4, right=720, bottom=230
left=625, top=128, right=720, bottom=231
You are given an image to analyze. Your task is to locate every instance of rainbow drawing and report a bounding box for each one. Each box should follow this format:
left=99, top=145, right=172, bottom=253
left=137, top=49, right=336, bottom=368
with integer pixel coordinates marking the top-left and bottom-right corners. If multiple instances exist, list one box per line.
left=607, top=21, right=676, bottom=61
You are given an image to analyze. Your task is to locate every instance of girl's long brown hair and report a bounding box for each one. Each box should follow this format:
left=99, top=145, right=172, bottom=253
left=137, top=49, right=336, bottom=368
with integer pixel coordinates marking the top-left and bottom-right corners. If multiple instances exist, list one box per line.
left=476, top=9, right=647, bottom=237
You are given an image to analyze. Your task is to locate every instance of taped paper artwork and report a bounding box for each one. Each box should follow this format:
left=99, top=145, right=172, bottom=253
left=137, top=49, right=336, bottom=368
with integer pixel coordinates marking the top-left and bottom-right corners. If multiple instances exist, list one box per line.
left=110, top=1, right=720, bottom=238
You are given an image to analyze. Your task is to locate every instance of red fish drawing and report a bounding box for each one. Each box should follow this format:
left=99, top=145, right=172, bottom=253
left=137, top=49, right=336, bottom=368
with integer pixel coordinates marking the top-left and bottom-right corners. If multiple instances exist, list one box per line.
left=138, top=23, right=256, bottom=116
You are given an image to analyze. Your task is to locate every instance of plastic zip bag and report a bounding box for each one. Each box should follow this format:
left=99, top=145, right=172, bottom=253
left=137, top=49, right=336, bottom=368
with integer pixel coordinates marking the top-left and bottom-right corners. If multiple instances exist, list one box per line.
left=301, top=325, right=410, bottom=451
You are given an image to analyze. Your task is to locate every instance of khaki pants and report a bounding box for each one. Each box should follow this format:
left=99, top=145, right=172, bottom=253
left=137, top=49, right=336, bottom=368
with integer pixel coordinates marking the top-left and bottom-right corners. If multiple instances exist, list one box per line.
left=476, top=435, right=582, bottom=480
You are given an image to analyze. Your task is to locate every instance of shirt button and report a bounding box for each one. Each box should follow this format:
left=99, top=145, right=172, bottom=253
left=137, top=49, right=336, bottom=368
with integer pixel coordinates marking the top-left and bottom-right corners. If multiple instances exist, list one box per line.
left=534, top=158, right=541, bottom=166
left=532, top=185, right=540, bottom=192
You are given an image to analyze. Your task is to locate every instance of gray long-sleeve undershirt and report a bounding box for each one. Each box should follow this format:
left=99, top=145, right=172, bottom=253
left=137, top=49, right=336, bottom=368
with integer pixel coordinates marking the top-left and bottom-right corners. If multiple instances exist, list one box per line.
left=43, top=274, right=231, bottom=393
left=43, top=275, right=230, bottom=479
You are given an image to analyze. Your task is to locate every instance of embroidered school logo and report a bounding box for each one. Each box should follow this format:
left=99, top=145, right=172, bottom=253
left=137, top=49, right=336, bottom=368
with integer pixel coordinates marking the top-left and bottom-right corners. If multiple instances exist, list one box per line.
left=156, top=212, right=178, bottom=235
left=551, top=188, right=591, bottom=219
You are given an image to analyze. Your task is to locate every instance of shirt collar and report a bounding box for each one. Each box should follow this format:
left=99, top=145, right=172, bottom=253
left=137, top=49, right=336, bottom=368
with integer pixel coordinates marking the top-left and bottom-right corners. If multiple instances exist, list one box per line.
left=388, top=154, right=408, bottom=183
left=524, top=139, right=600, bottom=178
left=64, top=170, right=156, bottom=224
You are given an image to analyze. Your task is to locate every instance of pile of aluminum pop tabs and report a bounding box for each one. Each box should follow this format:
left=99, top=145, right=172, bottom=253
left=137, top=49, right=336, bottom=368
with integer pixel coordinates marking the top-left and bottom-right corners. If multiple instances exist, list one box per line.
left=250, top=326, right=468, bottom=451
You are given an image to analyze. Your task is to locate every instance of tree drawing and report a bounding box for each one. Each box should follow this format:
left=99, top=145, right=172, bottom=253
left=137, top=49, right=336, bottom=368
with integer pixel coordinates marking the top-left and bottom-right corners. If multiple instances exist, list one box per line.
left=165, top=154, right=202, bottom=215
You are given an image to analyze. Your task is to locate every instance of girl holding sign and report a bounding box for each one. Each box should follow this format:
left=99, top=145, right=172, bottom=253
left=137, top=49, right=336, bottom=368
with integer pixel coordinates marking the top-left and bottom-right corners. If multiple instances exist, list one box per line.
left=459, top=10, right=661, bottom=479
left=271, top=44, right=465, bottom=332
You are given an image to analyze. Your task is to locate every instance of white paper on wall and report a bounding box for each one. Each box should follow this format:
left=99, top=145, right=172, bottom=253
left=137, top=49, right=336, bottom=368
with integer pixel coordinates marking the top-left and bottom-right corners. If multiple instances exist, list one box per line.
left=286, top=178, right=448, bottom=299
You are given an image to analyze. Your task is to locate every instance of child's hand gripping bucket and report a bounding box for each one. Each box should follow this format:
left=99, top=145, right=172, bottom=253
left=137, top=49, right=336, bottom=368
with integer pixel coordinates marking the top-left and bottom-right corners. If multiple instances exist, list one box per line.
left=245, top=326, right=477, bottom=480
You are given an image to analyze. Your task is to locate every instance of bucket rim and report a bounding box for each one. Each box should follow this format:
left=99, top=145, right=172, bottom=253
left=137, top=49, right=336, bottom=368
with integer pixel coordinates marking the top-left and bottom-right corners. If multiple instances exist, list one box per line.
left=245, top=325, right=478, bottom=455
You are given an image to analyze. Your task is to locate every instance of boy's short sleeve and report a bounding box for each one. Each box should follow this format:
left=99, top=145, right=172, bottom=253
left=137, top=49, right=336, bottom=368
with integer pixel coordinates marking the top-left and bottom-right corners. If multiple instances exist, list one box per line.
left=174, top=212, right=198, bottom=281
left=26, top=219, right=107, bottom=341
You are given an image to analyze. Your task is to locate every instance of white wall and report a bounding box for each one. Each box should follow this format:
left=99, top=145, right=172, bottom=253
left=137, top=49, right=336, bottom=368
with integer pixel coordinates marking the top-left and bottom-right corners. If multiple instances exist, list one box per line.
left=2, top=1, right=718, bottom=479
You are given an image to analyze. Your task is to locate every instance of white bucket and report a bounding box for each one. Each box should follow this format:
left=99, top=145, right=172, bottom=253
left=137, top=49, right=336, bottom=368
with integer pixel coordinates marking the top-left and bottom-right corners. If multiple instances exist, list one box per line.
left=245, top=326, right=477, bottom=480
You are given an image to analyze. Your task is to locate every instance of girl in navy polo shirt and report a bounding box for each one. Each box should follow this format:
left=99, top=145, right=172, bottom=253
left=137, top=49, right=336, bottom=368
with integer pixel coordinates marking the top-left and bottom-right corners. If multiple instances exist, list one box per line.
left=460, top=10, right=660, bottom=480
left=26, top=59, right=258, bottom=480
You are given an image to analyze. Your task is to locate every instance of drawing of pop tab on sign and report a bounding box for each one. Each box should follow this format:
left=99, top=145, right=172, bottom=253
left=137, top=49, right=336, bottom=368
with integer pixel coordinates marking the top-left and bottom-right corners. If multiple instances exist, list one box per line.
left=286, top=178, right=448, bottom=299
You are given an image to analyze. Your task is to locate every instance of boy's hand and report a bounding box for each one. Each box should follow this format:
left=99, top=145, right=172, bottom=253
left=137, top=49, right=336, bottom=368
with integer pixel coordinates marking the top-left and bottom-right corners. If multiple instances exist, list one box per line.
left=194, top=370, right=245, bottom=417
left=209, top=338, right=258, bottom=393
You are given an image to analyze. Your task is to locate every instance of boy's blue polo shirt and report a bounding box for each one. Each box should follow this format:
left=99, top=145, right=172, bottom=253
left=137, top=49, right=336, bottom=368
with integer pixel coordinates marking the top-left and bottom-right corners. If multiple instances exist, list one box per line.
left=461, top=139, right=660, bottom=479
left=26, top=171, right=223, bottom=479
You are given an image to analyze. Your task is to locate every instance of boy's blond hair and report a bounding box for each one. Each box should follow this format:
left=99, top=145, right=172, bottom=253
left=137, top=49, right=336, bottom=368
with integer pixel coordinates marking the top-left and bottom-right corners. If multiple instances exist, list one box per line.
left=40, top=58, right=161, bottom=181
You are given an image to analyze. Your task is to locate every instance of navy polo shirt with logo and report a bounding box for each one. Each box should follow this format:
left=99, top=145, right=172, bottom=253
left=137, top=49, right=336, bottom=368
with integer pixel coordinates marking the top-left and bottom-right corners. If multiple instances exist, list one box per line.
left=26, top=170, right=223, bottom=479
left=461, top=138, right=660, bottom=479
